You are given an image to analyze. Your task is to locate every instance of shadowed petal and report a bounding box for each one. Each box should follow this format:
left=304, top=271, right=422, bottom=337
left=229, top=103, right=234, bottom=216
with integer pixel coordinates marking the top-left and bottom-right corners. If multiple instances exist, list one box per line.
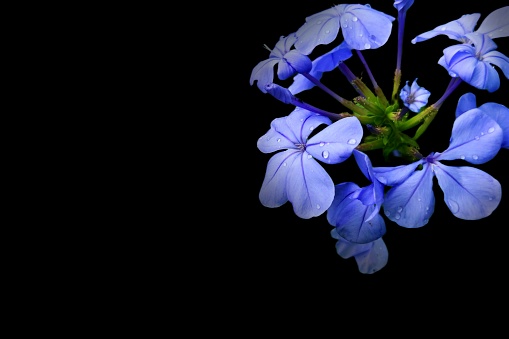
left=411, top=13, right=480, bottom=43
left=259, top=150, right=299, bottom=208
left=475, top=6, right=509, bottom=39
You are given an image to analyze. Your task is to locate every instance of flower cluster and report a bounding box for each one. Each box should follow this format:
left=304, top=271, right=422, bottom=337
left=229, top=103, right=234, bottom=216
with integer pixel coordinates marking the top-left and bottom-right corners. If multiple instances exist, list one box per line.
left=250, top=1, right=509, bottom=274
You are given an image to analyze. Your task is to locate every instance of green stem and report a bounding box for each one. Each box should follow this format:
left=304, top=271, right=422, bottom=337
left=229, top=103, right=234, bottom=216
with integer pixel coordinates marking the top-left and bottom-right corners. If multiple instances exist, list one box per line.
left=356, top=138, right=384, bottom=152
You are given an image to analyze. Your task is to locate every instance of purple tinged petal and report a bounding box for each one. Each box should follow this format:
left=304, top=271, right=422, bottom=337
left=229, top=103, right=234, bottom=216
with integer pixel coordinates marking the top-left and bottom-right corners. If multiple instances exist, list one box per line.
left=478, top=102, right=509, bottom=148
left=327, top=183, right=386, bottom=244
left=475, top=6, right=509, bottom=39
left=264, top=83, right=293, bottom=104
left=411, top=13, right=481, bottom=44
left=306, top=117, right=362, bottom=164
left=286, top=154, right=335, bottom=218
left=455, top=92, right=477, bottom=118
left=383, top=163, right=435, bottom=228
left=257, top=117, right=299, bottom=154
left=286, top=108, right=331, bottom=142
left=434, top=164, right=501, bottom=220
left=482, top=51, right=509, bottom=80
left=354, top=238, right=388, bottom=274
left=259, top=150, right=298, bottom=208
left=435, top=109, right=502, bottom=164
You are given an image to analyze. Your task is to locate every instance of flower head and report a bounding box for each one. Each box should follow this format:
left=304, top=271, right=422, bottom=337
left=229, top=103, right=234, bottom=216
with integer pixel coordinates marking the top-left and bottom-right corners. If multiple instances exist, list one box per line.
left=399, top=78, right=431, bottom=112
left=257, top=108, right=363, bottom=219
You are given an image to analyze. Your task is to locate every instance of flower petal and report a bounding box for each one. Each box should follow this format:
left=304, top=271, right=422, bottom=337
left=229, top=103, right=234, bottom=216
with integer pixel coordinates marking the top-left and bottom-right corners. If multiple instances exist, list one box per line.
left=475, top=6, right=509, bottom=39
left=434, top=164, right=501, bottom=220
left=383, top=163, right=435, bottom=228
left=259, top=150, right=298, bottom=208
left=436, top=109, right=502, bottom=164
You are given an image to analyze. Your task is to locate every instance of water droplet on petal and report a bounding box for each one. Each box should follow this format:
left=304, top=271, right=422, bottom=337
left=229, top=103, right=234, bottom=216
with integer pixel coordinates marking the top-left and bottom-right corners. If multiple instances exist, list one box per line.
left=309, top=126, right=314, bottom=131
left=322, top=151, right=329, bottom=159
left=347, top=138, right=356, bottom=145
left=395, top=213, right=401, bottom=220
left=488, top=127, right=495, bottom=133
left=473, top=155, right=478, bottom=160
left=316, top=204, right=321, bottom=209
left=352, top=16, right=358, bottom=21
left=283, top=162, right=287, bottom=167
left=441, top=26, right=446, bottom=31
left=364, top=43, right=371, bottom=49
left=319, top=142, right=325, bottom=146
left=447, top=199, right=459, bottom=214
left=325, top=30, right=330, bottom=34
left=307, top=154, right=312, bottom=159
left=475, top=136, right=480, bottom=140
left=277, top=138, right=281, bottom=142
left=386, top=211, right=391, bottom=216
left=460, top=155, right=465, bottom=159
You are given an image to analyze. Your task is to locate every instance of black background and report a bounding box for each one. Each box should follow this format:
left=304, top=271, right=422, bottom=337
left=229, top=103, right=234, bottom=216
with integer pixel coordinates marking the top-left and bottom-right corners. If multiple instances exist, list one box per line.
left=228, top=0, right=509, bottom=300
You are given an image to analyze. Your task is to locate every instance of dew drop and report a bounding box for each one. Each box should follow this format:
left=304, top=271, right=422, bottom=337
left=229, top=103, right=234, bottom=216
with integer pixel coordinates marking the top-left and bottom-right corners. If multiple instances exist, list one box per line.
left=322, top=150, right=329, bottom=159
left=309, top=126, right=314, bottom=131
left=319, top=142, right=325, bottom=146
left=277, top=138, right=281, bottom=142
left=283, top=162, right=287, bottom=167
left=386, top=211, right=391, bottom=216
left=423, top=218, right=428, bottom=224
left=460, top=155, right=465, bottom=159
left=359, top=33, right=363, bottom=37
left=448, top=199, right=459, bottom=214
left=489, top=196, right=493, bottom=201
left=364, top=43, right=371, bottom=49
left=395, top=213, right=401, bottom=220
left=474, top=135, right=480, bottom=140
left=317, top=21, right=322, bottom=25
left=441, top=26, right=446, bottom=31
left=352, top=16, right=358, bottom=21
left=488, top=127, right=495, bottom=133
left=473, top=155, right=479, bottom=160
left=325, top=30, right=330, bottom=34
left=426, top=206, right=429, bottom=211
left=347, top=138, right=356, bottom=145
left=342, top=23, right=348, bottom=28
left=316, top=204, right=321, bottom=209
left=307, top=154, right=312, bottom=159
left=397, top=206, right=403, bottom=212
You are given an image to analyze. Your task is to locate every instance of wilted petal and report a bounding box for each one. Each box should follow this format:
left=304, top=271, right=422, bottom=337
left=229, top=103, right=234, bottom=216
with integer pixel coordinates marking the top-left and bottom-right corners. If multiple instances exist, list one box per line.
left=383, top=163, right=435, bottom=228
left=306, top=117, right=362, bottom=164
left=434, top=164, right=501, bottom=220
left=286, top=154, right=335, bottom=218
left=435, top=109, right=502, bottom=164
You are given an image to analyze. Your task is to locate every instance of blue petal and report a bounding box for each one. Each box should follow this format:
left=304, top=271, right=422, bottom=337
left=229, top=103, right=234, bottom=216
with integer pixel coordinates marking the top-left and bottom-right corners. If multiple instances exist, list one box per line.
left=478, top=102, right=509, bottom=148
left=411, top=13, right=480, bottom=43
left=393, top=0, right=414, bottom=12
left=286, top=108, right=332, bottom=142
left=294, top=6, right=342, bottom=55
left=434, top=164, right=501, bottom=220
left=265, top=83, right=293, bottom=104
left=372, top=161, right=422, bottom=186
left=286, top=153, right=335, bottom=218
left=257, top=116, right=299, bottom=154
left=306, top=117, right=362, bottom=164
left=259, top=150, right=298, bottom=208
left=383, top=163, right=435, bottom=228
left=455, top=92, right=477, bottom=118
left=327, top=182, right=386, bottom=244
left=339, top=4, right=395, bottom=50
left=476, top=6, right=509, bottom=39
left=435, top=109, right=502, bottom=164
left=483, top=51, right=509, bottom=81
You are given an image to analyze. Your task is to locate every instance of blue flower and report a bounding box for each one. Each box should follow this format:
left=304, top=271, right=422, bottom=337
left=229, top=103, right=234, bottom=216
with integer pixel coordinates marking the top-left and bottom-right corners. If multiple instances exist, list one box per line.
left=376, top=108, right=504, bottom=228
left=250, top=34, right=312, bottom=93
left=331, top=228, right=388, bottom=274
left=289, top=41, right=353, bottom=94
left=438, top=33, right=509, bottom=92
left=411, top=6, right=509, bottom=44
left=399, top=78, right=431, bottom=112
left=257, top=107, right=363, bottom=219
left=455, top=92, right=509, bottom=148
left=294, top=4, right=395, bottom=55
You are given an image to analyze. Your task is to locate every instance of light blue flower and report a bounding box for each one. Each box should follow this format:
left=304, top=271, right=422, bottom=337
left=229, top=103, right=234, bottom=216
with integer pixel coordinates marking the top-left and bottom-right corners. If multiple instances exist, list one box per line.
left=377, top=108, right=503, bottom=228
left=331, top=228, right=388, bottom=274
left=399, top=78, right=431, bottom=112
left=257, top=107, right=363, bottom=219
left=438, top=33, right=509, bottom=92
left=250, top=34, right=312, bottom=93
left=294, top=4, right=395, bottom=55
